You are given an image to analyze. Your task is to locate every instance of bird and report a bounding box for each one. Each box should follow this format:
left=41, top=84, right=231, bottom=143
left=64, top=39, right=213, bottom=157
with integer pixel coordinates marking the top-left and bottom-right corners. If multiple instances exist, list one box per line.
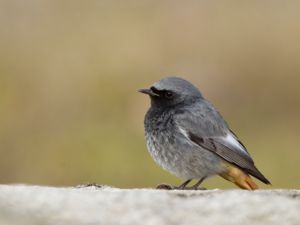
left=139, top=76, right=270, bottom=190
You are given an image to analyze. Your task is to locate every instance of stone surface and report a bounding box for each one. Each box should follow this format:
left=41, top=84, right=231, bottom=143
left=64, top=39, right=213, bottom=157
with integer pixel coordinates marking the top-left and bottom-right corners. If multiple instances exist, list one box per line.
left=0, top=185, right=299, bottom=225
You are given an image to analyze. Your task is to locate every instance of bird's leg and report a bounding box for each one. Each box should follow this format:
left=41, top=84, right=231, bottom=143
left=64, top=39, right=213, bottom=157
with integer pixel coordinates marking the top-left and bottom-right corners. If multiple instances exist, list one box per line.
left=190, top=177, right=207, bottom=190
left=175, top=179, right=192, bottom=190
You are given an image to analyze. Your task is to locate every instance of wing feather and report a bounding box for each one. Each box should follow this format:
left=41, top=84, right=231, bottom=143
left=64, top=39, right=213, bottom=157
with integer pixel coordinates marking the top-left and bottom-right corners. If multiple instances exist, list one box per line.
left=187, top=132, right=270, bottom=184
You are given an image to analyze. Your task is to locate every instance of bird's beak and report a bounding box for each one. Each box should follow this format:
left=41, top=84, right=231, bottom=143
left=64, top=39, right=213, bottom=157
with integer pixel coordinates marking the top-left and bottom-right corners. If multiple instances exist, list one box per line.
left=138, top=88, right=159, bottom=97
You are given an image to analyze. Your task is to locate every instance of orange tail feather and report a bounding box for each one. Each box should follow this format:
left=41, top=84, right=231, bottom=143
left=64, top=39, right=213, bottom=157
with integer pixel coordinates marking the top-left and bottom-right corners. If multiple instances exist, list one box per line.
left=220, top=164, right=258, bottom=190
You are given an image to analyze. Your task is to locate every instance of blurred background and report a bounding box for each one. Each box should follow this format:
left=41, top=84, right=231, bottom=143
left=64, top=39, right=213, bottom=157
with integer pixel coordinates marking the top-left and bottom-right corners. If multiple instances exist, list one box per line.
left=0, top=1, right=299, bottom=189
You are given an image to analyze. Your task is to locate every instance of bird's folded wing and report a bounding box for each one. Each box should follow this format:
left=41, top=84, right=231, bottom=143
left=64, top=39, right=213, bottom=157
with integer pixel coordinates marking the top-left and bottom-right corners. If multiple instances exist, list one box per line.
left=175, top=106, right=270, bottom=184
left=188, top=132, right=255, bottom=172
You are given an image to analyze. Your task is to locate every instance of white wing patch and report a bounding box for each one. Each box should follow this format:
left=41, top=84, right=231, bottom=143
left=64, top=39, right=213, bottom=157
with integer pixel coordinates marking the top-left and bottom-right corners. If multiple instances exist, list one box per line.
left=178, top=126, right=190, bottom=140
left=178, top=126, right=249, bottom=156
left=222, top=133, right=247, bottom=153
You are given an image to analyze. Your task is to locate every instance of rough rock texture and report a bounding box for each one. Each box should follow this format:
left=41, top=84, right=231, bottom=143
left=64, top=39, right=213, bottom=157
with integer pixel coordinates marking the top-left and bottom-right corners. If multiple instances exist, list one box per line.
left=0, top=185, right=299, bottom=225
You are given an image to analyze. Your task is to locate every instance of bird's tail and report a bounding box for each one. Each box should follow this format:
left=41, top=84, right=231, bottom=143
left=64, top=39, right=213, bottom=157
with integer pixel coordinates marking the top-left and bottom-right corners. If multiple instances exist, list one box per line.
left=219, top=164, right=258, bottom=190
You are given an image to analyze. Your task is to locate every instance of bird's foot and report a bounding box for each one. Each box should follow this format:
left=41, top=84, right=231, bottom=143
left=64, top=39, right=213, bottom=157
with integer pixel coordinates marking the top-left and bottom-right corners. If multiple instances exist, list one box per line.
left=184, top=186, right=207, bottom=191
left=156, top=183, right=174, bottom=190
left=75, top=183, right=104, bottom=188
left=156, top=183, right=207, bottom=190
left=173, top=186, right=207, bottom=190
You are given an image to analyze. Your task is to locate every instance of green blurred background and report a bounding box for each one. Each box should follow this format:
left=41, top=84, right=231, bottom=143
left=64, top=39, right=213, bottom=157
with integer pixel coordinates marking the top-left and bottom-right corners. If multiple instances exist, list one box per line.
left=0, top=1, right=299, bottom=189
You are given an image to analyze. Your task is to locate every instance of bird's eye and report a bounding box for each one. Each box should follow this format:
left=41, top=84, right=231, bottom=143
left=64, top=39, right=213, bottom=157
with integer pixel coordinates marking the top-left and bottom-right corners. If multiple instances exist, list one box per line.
left=164, top=91, right=173, bottom=99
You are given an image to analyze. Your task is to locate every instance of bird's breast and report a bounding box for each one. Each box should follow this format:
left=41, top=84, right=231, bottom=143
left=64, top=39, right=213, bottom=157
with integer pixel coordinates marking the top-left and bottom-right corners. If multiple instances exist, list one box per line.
left=144, top=109, right=180, bottom=170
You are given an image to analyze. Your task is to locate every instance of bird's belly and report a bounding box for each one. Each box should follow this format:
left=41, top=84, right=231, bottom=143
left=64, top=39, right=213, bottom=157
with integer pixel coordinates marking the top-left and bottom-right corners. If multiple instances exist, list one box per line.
left=146, top=132, right=224, bottom=179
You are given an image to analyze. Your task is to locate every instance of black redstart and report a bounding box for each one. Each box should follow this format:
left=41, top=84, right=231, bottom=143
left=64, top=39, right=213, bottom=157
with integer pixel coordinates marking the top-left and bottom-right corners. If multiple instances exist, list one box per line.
left=139, top=76, right=270, bottom=190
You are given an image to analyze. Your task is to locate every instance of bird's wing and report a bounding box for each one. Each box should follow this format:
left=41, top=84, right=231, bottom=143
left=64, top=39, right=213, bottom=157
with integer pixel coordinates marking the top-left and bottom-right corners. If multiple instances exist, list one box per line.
left=175, top=101, right=270, bottom=184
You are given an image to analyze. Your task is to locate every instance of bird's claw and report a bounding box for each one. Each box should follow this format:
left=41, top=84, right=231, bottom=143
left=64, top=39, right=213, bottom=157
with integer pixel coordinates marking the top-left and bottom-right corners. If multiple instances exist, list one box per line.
left=156, top=184, right=174, bottom=190
left=75, top=183, right=103, bottom=188
left=156, top=183, right=207, bottom=190
left=184, top=186, right=207, bottom=190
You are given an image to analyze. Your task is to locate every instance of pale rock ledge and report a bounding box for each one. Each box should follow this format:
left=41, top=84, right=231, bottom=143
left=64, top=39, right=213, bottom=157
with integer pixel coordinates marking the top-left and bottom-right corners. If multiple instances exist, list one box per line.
left=0, top=185, right=299, bottom=225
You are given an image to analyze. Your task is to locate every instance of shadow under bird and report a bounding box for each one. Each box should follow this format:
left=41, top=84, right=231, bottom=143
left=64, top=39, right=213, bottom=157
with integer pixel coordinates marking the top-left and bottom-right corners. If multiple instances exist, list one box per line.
left=139, top=77, right=270, bottom=190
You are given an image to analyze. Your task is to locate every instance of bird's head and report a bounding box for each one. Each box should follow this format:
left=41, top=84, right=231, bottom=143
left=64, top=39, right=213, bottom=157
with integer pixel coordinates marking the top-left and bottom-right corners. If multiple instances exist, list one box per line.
left=139, top=77, right=203, bottom=108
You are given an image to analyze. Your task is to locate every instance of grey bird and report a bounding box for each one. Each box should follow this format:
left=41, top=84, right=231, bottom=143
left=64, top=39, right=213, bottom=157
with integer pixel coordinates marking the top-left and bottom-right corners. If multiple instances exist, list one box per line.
left=139, top=77, right=270, bottom=190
